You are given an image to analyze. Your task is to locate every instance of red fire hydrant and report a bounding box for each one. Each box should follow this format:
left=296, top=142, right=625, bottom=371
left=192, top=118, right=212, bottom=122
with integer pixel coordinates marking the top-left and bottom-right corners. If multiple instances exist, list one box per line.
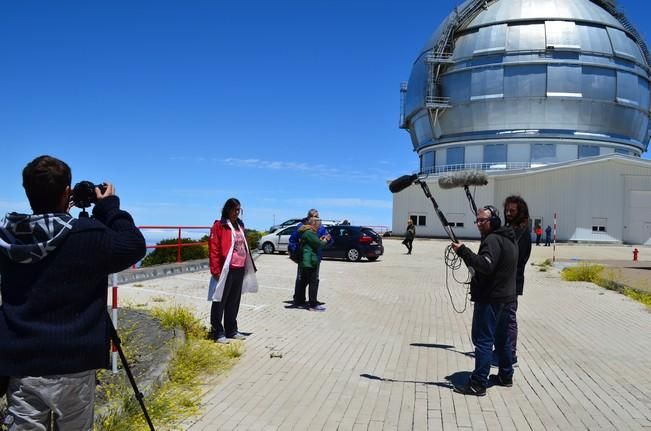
left=633, top=248, right=639, bottom=261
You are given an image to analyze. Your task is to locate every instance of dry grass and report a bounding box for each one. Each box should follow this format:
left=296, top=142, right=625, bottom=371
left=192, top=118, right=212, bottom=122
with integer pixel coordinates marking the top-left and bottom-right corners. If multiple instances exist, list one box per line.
left=562, top=263, right=651, bottom=310
left=96, top=306, right=242, bottom=431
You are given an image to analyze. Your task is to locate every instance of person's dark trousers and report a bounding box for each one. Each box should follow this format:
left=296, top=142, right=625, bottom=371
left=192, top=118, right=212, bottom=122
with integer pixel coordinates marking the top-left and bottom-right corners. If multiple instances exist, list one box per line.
left=471, top=302, right=514, bottom=388
left=402, top=239, right=413, bottom=254
left=505, top=300, right=518, bottom=362
left=545, top=235, right=551, bottom=246
left=293, top=265, right=305, bottom=305
left=210, top=267, right=245, bottom=338
left=300, top=266, right=320, bottom=307
left=536, top=234, right=541, bottom=246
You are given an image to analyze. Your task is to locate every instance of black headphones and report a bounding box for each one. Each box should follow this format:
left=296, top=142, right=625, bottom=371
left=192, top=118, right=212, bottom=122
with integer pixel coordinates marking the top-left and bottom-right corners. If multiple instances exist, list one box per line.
left=482, top=205, right=502, bottom=229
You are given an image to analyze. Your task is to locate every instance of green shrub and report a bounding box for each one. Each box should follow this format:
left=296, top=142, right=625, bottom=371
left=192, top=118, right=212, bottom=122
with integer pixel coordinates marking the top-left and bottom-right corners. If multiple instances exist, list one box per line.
left=245, top=229, right=263, bottom=250
left=140, top=238, right=208, bottom=267
left=561, top=263, right=603, bottom=282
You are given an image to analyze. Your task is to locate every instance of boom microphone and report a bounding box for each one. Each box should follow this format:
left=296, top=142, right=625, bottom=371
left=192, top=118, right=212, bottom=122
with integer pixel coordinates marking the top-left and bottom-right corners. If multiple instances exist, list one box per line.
left=438, top=170, right=488, bottom=189
left=389, top=174, right=419, bottom=193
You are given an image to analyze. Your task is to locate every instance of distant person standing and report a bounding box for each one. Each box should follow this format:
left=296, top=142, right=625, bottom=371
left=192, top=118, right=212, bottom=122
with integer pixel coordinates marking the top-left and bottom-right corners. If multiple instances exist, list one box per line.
left=534, top=225, right=542, bottom=246
left=502, top=195, right=532, bottom=365
left=208, top=198, right=258, bottom=343
left=297, top=217, right=329, bottom=311
left=402, top=218, right=416, bottom=254
left=544, top=225, right=552, bottom=246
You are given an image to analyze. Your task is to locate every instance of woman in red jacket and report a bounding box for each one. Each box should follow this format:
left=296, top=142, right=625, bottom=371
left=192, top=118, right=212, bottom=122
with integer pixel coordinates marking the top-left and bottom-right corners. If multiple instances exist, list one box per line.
left=208, top=198, right=258, bottom=343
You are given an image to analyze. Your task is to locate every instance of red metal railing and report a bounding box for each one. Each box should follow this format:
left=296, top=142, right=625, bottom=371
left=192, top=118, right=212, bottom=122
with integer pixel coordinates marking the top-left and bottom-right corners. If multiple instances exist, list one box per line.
left=366, top=225, right=390, bottom=234
left=138, top=226, right=211, bottom=264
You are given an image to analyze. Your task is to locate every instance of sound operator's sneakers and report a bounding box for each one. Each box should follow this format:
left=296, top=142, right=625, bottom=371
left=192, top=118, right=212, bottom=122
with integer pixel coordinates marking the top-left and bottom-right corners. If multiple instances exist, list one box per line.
left=453, top=380, right=486, bottom=396
left=308, top=304, right=326, bottom=312
left=489, top=374, right=513, bottom=387
left=230, top=332, right=246, bottom=340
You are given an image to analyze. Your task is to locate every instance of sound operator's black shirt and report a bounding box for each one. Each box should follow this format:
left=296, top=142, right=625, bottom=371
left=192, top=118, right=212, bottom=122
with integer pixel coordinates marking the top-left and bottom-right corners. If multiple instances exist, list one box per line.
left=456, top=226, right=518, bottom=304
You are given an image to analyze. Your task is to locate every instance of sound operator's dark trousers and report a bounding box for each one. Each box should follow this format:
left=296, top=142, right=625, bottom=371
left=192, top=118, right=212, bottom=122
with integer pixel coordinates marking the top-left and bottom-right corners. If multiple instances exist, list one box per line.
left=210, top=267, right=244, bottom=338
left=471, top=302, right=513, bottom=388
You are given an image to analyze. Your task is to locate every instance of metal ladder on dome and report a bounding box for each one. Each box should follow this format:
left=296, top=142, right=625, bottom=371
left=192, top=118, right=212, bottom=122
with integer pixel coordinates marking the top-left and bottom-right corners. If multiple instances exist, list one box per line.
left=425, top=0, right=500, bottom=133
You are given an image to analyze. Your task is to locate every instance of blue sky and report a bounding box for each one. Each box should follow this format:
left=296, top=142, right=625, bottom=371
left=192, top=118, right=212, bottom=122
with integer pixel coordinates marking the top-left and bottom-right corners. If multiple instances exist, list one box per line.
left=1, top=0, right=650, bottom=238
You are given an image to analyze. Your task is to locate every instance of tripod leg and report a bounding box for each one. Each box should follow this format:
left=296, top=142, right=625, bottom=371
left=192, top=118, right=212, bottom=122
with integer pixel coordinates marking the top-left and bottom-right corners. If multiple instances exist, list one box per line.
left=106, top=313, right=156, bottom=431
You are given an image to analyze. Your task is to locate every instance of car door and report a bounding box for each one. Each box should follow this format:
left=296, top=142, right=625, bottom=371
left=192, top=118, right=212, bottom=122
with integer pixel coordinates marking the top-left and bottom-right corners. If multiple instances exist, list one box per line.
left=276, top=225, right=297, bottom=252
left=323, top=226, right=351, bottom=258
left=321, top=226, right=340, bottom=258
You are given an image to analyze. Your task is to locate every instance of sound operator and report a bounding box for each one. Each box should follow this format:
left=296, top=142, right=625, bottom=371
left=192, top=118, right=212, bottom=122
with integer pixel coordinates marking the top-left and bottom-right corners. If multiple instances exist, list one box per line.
left=450, top=205, right=518, bottom=396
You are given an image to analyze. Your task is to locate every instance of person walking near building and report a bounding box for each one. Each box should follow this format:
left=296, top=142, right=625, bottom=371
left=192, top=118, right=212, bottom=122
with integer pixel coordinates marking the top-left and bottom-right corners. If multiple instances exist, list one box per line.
left=534, top=224, right=542, bottom=246
left=450, top=205, right=518, bottom=396
left=545, top=225, right=552, bottom=246
left=0, top=155, right=146, bottom=429
left=208, top=198, right=258, bottom=343
left=288, top=208, right=330, bottom=308
left=402, top=218, right=416, bottom=254
left=297, top=217, right=329, bottom=311
left=502, top=195, right=532, bottom=365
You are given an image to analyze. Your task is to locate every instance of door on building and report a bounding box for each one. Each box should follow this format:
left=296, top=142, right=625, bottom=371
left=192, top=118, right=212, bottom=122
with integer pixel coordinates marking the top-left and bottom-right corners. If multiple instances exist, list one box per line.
left=625, top=191, right=651, bottom=244
left=530, top=217, right=543, bottom=239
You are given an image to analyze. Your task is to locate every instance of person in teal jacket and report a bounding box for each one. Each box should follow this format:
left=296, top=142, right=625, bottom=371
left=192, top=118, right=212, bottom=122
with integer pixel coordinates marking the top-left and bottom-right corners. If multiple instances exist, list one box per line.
left=297, top=217, right=328, bottom=311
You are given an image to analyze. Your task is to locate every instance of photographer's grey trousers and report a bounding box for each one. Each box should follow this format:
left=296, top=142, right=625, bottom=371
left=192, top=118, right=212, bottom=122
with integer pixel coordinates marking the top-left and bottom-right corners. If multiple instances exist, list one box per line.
left=4, top=370, right=95, bottom=431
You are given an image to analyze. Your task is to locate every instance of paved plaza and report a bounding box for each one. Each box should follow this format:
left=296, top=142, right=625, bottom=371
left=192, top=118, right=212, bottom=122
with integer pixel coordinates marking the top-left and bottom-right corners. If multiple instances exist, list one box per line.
left=119, top=240, right=651, bottom=430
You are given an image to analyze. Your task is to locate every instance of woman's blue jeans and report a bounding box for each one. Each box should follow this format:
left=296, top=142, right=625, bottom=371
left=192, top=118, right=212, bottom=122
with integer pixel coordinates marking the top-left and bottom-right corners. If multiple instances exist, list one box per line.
left=471, top=302, right=514, bottom=387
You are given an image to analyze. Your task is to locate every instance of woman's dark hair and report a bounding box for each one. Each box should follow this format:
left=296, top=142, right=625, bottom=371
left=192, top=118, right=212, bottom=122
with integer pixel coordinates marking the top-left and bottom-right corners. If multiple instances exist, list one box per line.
left=221, top=198, right=242, bottom=225
left=22, top=155, right=72, bottom=214
left=503, top=195, right=529, bottom=228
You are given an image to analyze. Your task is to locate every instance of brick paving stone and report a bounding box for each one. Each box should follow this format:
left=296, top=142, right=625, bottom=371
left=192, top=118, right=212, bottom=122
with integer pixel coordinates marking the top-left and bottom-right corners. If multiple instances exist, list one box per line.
left=118, top=239, right=651, bottom=430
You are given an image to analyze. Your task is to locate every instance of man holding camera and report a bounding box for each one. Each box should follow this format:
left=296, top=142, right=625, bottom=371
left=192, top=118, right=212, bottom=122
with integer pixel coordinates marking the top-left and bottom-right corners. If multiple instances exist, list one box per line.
left=450, top=205, right=517, bottom=396
left=0, top=155, right=145, bottom=430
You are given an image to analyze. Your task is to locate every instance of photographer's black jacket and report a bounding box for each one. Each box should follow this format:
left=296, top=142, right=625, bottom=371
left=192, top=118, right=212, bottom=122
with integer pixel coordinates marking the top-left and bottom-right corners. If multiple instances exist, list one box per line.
left=0, top=196, right=145, bottom=376
left=456, top=226, right=518, bottom=304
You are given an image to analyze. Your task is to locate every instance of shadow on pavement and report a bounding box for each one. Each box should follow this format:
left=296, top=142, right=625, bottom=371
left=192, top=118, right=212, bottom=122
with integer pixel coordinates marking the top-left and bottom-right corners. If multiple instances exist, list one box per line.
left=359, top=373, right=453, bottom=389
left=410, top=342, right=474, bottom=358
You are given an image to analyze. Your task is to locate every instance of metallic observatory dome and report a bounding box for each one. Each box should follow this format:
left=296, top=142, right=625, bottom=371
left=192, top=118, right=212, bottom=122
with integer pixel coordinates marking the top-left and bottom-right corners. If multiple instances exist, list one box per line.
left=400, top=0, right=651, bottom=173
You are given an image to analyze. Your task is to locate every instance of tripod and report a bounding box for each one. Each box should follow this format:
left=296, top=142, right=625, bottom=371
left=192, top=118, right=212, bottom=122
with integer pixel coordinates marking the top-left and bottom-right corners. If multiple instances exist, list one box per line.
left=106, top=312, right=156, bottom=431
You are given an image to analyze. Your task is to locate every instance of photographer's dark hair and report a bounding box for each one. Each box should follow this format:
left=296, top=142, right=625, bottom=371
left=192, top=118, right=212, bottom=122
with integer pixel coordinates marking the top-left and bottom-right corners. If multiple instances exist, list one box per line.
left=503, top=195, right=530, bottom=228
left=221, top=198, right=242, bottom=227
left=22, top=155, right=72, bottom=214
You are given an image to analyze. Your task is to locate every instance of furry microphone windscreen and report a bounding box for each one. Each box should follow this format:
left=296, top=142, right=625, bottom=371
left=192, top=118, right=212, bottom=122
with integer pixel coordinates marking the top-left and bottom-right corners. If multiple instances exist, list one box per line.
left=389, top=174, right=419, bottom=193
left=437, top=170, right=488, bottom=189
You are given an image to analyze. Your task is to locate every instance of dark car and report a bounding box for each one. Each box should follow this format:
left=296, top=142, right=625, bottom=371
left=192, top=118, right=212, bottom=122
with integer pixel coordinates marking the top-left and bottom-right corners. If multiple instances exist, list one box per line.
left=322, top=226, right=384, bottom=262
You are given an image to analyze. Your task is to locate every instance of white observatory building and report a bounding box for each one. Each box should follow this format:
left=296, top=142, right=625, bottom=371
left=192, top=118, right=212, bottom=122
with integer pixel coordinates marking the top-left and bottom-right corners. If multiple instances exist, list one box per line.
left=393, top=0, right=651, bottom=244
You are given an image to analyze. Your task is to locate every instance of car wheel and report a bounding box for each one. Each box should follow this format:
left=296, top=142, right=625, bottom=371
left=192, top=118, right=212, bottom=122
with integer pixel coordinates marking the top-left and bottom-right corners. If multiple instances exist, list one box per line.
left=346, top=248, right=361, bottom=262
left=367, top=256, right=379, bottom=262
left=262, top=242, right=275, bottom=254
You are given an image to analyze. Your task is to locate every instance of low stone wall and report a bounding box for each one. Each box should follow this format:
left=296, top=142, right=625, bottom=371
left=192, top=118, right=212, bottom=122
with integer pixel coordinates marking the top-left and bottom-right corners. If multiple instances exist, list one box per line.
left=111, top=252, right=261, bottom=285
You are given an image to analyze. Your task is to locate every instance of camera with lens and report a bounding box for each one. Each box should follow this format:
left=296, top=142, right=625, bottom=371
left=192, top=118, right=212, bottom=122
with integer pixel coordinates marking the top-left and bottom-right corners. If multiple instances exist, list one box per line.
left=72, top=181, right=107, bottom=209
